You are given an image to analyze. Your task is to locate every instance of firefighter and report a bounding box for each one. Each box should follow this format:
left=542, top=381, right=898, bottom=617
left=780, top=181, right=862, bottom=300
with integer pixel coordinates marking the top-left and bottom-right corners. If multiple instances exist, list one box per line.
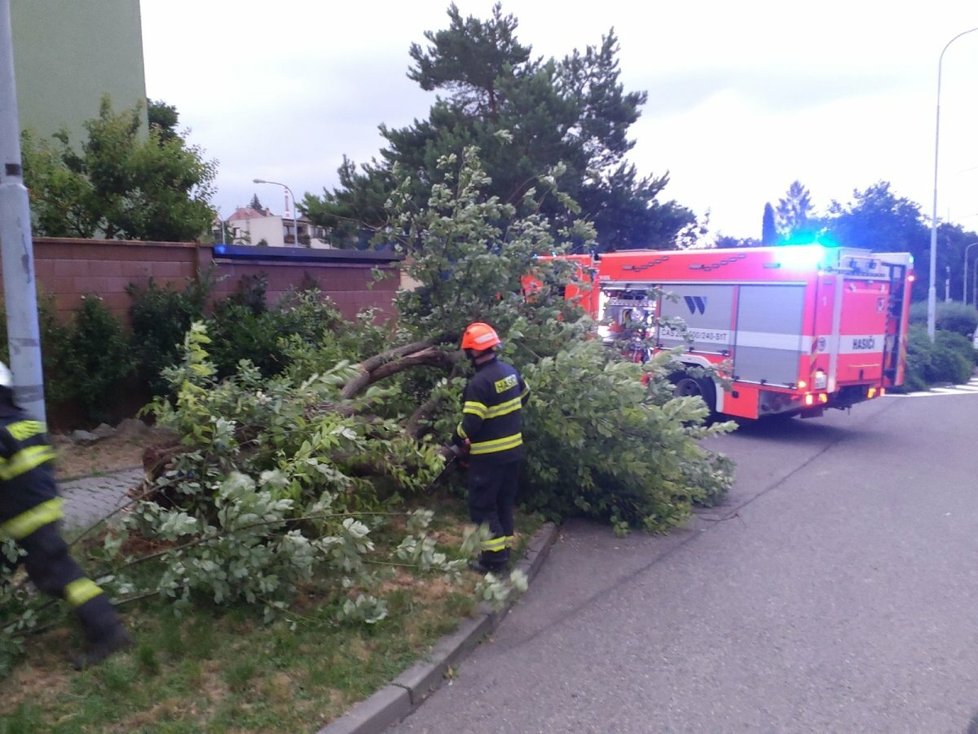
left=0, top=362, right=131, bottom=669
left=616, top=308, right=647, bottom=363
left=451, top=322, right=531, bottom=574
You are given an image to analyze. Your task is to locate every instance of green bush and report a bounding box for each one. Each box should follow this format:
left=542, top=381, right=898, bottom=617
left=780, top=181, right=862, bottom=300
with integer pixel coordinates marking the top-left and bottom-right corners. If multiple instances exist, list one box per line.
left=62, top=294, right=135, bottom=423
left=35, top=294, right=75, bottom=406
left=0, top=292, right=75, bottom=405
left=902, top=324, right=976, bottom=391
left=933, top=329, right=977, bottom=379
left=127, top=278, right=208, bottom=396
left=204, top=274, right=285, bottom=378
left=204, top=277, right=375, bottom=380
left=936, top=301, right=978, bottom=337
left=1, top=275, right=390, bottom=428
left=909, top=300, right=978, bottom=337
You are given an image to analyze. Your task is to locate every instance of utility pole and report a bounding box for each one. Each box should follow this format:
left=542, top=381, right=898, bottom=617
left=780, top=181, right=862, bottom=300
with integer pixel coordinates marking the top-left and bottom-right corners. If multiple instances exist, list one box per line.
left=253, top=178, right=299, bottom=246
left=928, top=27, right=978, bottom=339
left=0, top=0, right=45, bottom=421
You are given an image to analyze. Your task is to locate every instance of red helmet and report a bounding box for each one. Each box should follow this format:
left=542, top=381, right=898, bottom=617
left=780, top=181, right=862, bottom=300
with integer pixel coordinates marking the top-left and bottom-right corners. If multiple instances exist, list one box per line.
left=460, top=322, right=501, bottom=351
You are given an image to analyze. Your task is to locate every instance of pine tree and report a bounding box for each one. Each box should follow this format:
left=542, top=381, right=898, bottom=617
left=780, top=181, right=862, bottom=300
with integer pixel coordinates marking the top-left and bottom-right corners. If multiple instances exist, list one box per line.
left=304, top=3, right=692, bottom=251
left=776, top=181, right=814, bottom=241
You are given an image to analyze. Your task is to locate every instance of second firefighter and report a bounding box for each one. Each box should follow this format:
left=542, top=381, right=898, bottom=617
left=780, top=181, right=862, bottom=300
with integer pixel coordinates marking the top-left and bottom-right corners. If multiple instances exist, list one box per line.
left=452, top=322, right=530, bottom=574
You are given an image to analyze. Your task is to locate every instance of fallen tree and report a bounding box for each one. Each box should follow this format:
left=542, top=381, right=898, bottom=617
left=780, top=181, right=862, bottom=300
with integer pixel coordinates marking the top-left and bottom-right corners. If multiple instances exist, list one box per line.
left=137, top=147, right=736, bottom=529
left=2, top=147, right=735, bottom=673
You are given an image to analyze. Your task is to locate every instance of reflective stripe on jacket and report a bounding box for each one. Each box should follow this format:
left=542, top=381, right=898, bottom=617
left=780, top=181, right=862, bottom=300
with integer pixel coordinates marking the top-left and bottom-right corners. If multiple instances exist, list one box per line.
left=455, top=357, right=530, bottom=461
left=0, top=409, right=62, bottom=538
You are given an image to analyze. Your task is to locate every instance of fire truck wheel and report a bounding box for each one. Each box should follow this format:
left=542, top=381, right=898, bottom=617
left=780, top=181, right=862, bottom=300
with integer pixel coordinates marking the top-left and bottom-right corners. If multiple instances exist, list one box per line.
left=672, top=375, right=716, bottom=415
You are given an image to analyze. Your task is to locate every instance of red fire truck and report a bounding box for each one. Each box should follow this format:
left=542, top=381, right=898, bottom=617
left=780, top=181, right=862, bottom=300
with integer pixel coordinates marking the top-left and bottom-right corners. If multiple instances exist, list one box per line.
left=538, top=245, right=914, bottom=420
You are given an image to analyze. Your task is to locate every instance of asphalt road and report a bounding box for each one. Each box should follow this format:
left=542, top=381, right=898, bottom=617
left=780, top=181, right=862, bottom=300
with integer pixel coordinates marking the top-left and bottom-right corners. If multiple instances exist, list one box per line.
left=392, top=390, right=978, bottom=733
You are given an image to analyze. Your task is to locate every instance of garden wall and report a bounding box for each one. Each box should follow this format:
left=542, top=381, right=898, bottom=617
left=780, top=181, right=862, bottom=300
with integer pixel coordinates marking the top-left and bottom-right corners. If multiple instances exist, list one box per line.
left=10, top=238, right=402, bottom=324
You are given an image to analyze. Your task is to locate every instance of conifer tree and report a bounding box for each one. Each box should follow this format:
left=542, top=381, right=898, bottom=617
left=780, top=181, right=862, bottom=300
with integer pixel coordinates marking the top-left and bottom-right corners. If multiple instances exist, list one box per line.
left=304, top=3, right=692, bottom=251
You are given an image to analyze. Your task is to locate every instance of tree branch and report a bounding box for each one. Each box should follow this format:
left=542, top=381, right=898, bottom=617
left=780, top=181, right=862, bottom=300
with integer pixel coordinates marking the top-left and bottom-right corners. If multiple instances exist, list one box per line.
left=340, top=333, right=457, bottom=399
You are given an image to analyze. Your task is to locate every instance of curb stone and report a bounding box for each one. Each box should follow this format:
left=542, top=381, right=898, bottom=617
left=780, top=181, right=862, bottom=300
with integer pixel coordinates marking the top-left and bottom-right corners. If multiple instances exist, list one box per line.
left=317, top=521, right=560, bottom=734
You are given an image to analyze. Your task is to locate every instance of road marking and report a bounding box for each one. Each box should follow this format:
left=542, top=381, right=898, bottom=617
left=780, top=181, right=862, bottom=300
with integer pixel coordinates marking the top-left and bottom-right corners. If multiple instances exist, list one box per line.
left=888, top=377, right=978, bottom=398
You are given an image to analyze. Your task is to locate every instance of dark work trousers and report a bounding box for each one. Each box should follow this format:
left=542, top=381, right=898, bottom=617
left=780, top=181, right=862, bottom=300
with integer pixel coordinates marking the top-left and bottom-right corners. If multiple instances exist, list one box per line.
left=8, top=522, right=121, bottom=642
left=467, top=458, right=522, bottom=569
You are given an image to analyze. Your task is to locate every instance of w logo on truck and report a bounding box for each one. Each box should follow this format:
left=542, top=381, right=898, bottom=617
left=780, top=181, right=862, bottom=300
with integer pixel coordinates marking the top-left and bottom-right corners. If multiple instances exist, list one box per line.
left=684, top=296, right=707, bottom=315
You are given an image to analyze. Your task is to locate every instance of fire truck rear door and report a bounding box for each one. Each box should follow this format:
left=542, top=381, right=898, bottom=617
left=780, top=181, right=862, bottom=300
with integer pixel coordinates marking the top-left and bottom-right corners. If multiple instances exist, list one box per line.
left=836, top=277, right=889, bottom=384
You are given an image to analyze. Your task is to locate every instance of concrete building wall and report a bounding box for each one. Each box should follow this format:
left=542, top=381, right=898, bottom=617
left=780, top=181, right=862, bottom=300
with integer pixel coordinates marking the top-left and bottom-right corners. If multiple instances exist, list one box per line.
left=11, top=0, right=148, bottom=144
left=230, top=215, right=286, bottom=247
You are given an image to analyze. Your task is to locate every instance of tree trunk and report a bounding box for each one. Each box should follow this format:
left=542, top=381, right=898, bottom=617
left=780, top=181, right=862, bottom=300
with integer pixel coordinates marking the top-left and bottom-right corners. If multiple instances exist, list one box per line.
left=340, top=333, right=456, bottom=399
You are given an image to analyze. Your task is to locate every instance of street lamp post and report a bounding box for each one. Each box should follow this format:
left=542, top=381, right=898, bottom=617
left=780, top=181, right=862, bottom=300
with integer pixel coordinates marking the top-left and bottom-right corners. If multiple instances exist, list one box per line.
left=973, top=257, right=978, bottom=307
left=928, top=26, right=978, bottom=339
left=963, top=241, right=978, bottom=305
left=971, top=260, right=978, bottom=310
left=253, top=178, right=299, bottom=246
left=0, top=0, right=45, bottom=421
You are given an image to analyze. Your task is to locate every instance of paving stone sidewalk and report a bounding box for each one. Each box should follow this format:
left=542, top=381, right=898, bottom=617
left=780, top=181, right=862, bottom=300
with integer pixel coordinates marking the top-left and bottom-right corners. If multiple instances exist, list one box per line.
left=60, top=467, right=145, bottom=529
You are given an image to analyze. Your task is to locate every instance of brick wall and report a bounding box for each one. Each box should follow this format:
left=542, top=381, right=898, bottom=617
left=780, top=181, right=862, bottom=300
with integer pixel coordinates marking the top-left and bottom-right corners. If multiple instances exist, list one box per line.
left=15, top=238, right=401, bottom=323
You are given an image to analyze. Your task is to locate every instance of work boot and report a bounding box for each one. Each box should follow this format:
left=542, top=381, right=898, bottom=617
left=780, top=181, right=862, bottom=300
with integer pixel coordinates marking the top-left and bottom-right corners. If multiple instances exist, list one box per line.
left=71, top=592, right=132, bottom=669
left=468, top=559, right=499, bottom=574
left=468, top=558, right=506, bottom=575
left=71, top=624, right=133, bottom=670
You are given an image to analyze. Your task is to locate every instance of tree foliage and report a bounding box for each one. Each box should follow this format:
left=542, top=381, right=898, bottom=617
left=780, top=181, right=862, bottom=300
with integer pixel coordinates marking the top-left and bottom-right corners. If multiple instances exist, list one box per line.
left=775, top=180, right=816, bottom=242
left=248, top=193, right=266, bottom=213
left=386, top=146, right=734, bottom=527
left=824, top=181, right=927, bottom=251
left=147, top=98, right=180, bottom=144
left=22, top=96, right=216, bottom=241
left=304, top=2, right=693, bottom=251
left=761, top=202, right=777, bottom=245
left=822, top=181, right=932, bottom=297
left=714, top=234, right=760, bottom=249
left=768, top=179, right=978, bottom=302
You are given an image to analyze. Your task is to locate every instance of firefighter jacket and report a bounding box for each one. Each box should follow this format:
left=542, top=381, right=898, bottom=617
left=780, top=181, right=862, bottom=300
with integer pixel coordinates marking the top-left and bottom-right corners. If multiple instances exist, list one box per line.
left=0, top=403, right=61, bottom=541
left=454, top=356, right=530, bottom=463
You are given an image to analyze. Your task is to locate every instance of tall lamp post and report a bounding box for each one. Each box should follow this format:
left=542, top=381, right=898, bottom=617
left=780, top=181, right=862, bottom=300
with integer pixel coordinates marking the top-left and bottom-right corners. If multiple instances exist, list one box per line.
left=963, top=241, right=978, bottom=305
left=973, top=257, right=978, bottom=307
left=928, top=26, right=978, bottom=339
left=253, top=178, right=299, bottom=246
left=0, top=0, right=45, bottom=420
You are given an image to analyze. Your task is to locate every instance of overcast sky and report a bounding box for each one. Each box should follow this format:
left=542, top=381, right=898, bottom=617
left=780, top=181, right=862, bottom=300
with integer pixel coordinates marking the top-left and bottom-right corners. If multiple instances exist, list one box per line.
left=140, top=1, right=978, bottom=241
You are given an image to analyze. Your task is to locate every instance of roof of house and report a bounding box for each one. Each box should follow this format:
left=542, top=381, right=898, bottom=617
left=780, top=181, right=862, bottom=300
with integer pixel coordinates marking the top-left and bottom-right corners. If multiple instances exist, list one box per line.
left=228, top=206, right=269, bottom=221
